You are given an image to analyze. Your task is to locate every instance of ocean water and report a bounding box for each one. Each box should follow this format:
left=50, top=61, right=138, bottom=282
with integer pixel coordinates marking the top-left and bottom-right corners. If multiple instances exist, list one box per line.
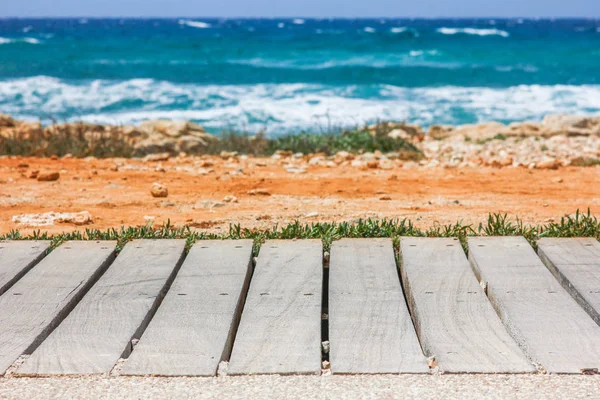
left=1, top=18, right=600, bottom=135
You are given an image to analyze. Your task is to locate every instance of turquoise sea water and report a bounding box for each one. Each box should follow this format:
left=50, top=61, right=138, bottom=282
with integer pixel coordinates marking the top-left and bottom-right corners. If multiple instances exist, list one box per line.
left=0, top=18, right=599, bottom=135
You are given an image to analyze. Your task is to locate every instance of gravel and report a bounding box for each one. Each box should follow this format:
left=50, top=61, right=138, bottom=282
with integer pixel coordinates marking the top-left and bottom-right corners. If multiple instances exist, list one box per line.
left=1, top=375, right=599, bottom=400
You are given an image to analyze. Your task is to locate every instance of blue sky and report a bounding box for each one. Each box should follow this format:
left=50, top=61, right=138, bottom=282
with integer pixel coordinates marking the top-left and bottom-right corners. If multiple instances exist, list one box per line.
left=2, top=0, right=599, bottom=18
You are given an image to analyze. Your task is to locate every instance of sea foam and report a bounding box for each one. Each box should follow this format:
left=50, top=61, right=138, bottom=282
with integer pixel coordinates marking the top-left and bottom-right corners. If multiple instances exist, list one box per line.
left=0, top=37, right=41, bottom=45
left=437, top=27, right=510, bottom=37
left=178, top=19, right=212, bottom=29
left=2, top=76, right=600, bottom=135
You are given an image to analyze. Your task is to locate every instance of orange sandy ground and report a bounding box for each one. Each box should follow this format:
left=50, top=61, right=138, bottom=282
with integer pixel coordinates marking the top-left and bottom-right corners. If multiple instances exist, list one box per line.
left=1, top=156, right=599, bottom=235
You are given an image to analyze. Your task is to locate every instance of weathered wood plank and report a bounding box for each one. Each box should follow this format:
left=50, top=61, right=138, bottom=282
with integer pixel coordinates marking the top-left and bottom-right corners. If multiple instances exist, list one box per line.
left=468, top=236, right=600, bottom=373
left=122, top=240, right=253, bottom=376
left=400, top=237, right=534, bottom=373
left=538, top=238, right=600, bottom=326
left=228, top=240, right=322, bottom=375
left=329, top=238, right=428, bottom=373
left=0, top=241, right=116, bottom=375
left=18, top=239, right=185, bottom=375
left=0, top=241, right=51, bottom=296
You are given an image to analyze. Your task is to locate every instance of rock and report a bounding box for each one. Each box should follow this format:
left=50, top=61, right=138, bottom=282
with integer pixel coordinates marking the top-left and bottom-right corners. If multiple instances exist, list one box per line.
left=366, top=160, right=379, bottom=169
left=0, top=114, right=17, bottom=128
left=286, top=167, right=307, bottom=174
left=453, top=122, right=506, bottom=141
left=305, top=212, right=319, bottom=218
left=150, top=182, right=169, bottom=198
left=177, top=135, right=211, bottom=153
left=194, top=200, right=225, bottom=209
left=428, top=125, right=455, bottom=139
left=503, top=122, right=542, bottom=137
left=378, top=159, right=395, bottom=170
left=535, top=158, right=561, bottom=170
left=143, top=152, right=170, bottom=162
left=334, top=151, right=355, bottom=161
left=12, top=211, right=93, bottom=226
left=351, top=160, right=365, bottom=168
left=387, top=128, right=410, bottom=140
left=541, top=114, right=600, bottom=136
left=219, top=151, right=238, bottom=159
left=274, top=150, right=293, bottom=158
left=308, top=156, right=325, bottom=165
left=27, top=170, right=39, bottom=179
left=379, top=195, right=392, bottom=200
left=37, top=171, right=60, bottom=181
left=223, top=195, right=238, bottom=203
left=139, top=119, right=206, bottom=138
left=198, top=159, right=214, bottom=168
left=248, top=188, right=271, bottom=196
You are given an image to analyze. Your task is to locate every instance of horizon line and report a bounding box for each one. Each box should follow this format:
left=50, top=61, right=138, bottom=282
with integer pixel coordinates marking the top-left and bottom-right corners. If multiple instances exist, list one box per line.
left=1, top=16, right=599, bottom=20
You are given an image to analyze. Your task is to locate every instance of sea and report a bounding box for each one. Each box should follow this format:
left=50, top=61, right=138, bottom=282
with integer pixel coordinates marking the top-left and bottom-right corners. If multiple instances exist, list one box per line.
left=1, top=18, right=600, bottom=135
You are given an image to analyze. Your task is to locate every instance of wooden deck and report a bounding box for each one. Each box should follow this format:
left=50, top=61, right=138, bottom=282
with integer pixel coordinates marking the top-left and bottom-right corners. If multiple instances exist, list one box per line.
left=1, top=237, right=599, bottom=376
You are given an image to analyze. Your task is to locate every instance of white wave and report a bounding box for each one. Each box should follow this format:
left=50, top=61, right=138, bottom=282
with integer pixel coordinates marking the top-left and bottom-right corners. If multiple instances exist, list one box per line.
left=178, top=19, right=211, bottom=29
left=390, top=27, right=407, bottom=33
left=229, top=51, right=446, bottom=70
left=2, top=76, right=600, bottom=134
left=278, top=22, right=285, bottom=28
left=22, top=26, right=33, bottom=33
left=0, top=36, right=41, bottom=45
left=292, top=19, right=305, bottom=25
left=437, top=27, right=510, bottom=37
left=364, top=27, right=376, bottom=33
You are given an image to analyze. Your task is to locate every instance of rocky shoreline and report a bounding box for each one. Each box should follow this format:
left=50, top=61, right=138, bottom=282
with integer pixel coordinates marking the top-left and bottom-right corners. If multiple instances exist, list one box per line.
left=1, top=114, right=599, bottom=169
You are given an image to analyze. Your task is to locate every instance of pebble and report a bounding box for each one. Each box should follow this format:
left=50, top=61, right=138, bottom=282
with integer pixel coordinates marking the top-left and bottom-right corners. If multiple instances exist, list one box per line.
left=223, top=195, right=238, bottom=203
left=36, top=171, right=60, bottom=181
left=286, top=167, right=307, bottom=174
left=248, top=188, right=271, bottom=196
left=143, top=153, right=170, bottom=162
left=150, top=182, right=169, bottom=198
left=379, top=195, right=392, bottom=201
left=12, top=211, right=93, bottom=226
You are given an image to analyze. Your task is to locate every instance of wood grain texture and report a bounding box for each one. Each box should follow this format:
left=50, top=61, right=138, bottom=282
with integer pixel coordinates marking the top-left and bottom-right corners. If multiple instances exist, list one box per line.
left=122, top=240, right=253, bottom=376
left=538, top=238, right=600, bottom=326
left=0, top=241, right=50, bottom=296
left=400, top=237, right=534, bottom=373
left=0, top=241, right=116, bottom=375
left=329, top=238, right=428, bottom=374
left=18, top=239, right=185, bottom=376
left=228, top=240, right=322, bottom=375
left=468, top=236, right=600, bottom=373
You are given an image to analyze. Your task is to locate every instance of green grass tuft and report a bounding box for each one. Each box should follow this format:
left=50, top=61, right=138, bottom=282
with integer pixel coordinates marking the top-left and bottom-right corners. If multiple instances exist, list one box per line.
left=2, top=210, right=598, bottom=257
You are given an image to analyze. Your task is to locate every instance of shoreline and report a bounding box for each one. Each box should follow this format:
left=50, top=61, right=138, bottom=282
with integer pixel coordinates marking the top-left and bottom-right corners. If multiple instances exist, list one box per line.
left=1, top=113, right=599, bottom=169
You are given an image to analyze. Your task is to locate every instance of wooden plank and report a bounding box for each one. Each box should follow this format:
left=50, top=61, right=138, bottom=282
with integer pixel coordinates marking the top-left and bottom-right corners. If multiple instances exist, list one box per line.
left=538, top=238, right=600, bottom=326
left=228, top=240, right=322, bottom=375
left=399, top=237, right=534, bottom=373
left=18, top=239, right=185, bottom=375
left=0, top=241, right=116, bottom=375
left=468, top=236, right=600, bottom=373
left=329, top=238, right=428, bottom=373
left=0, top=241, right=51, bottom=296
left=122, top=240, right=253, bottom=376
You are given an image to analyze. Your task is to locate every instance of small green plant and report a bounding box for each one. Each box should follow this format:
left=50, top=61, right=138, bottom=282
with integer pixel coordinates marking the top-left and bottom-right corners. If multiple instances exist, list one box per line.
left=2, top=210, right=598, bottom=256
